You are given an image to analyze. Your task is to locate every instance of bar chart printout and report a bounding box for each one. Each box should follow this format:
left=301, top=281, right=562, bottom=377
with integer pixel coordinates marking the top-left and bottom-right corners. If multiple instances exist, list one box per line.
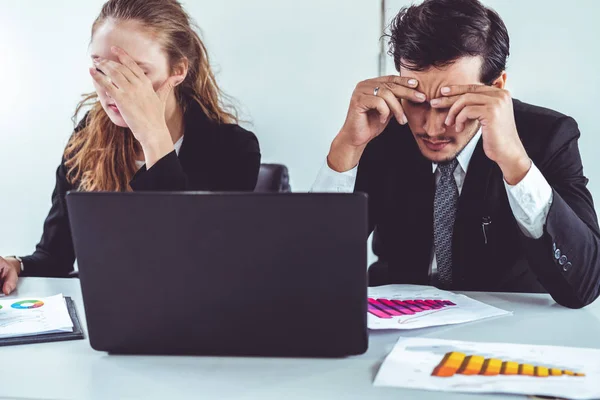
left=367, top=285, right=510, bottom=330
left=368, top=298, right=456, bottom=319
left=374, top=337, right=600, bottom=399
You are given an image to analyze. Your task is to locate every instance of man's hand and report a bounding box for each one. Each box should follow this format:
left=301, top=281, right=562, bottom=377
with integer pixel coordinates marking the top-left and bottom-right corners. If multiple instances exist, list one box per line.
left=328, top=76, right=426, bottom=172
left=431, top=85, right=531, bottom=185
left=0, top=257, right=20, bottom=295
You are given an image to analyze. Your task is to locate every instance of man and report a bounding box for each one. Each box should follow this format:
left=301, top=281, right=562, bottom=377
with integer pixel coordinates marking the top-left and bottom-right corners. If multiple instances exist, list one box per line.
left=313, top=0, right=600, bottom=308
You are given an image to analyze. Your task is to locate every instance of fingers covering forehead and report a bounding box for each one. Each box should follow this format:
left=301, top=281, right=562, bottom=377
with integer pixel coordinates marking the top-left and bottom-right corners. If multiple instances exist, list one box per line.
left=374, top=75, right=418, bottom=87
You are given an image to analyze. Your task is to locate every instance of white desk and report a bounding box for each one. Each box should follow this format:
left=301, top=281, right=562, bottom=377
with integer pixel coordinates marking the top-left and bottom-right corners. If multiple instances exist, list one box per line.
left=2, top=278, right=599, bottom=400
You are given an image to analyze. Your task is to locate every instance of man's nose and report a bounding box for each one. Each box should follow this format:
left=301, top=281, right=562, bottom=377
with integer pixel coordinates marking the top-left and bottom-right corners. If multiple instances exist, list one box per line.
left=423, top=108, right=448, bottom=137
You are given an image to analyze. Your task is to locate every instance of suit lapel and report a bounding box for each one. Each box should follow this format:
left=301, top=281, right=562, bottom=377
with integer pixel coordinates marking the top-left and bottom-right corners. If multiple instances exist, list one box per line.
left=177, top=101, right=213, bottom=188
left=387, top=136, right=435, bottom=284
left=453, top=138, right=496, bottom=283
left=457, top=138, right=495, bottom=212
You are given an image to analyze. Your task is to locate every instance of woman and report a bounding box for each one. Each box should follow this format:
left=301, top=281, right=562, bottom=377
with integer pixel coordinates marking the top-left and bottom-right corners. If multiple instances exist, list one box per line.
left=0, top=0, right=261, bottom=294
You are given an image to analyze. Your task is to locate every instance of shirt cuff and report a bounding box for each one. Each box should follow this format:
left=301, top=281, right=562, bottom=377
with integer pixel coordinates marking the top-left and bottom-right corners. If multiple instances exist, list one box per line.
left=310, top=160, right=357, bottom=193
left=504, top=161, right=553, bottom=239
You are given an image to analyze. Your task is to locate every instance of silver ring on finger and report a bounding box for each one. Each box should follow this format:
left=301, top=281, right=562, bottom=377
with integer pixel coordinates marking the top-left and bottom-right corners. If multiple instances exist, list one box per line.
left=373, top=86, right=380, bottom=97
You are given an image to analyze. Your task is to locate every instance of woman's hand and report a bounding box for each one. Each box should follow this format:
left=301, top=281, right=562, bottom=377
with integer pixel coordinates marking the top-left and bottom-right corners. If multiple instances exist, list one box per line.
left=90, top=46, right=184, bottom=166
left=0, top=256, right=21, bottom=295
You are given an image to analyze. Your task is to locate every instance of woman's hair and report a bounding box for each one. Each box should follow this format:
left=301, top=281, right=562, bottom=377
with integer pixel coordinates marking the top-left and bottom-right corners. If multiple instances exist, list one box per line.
left=65, top=0, right=237, bottom=192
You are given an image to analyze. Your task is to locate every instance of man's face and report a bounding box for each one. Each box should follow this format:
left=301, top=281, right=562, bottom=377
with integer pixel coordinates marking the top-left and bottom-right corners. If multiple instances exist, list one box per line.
left=401, top=56, right=483, bottom=163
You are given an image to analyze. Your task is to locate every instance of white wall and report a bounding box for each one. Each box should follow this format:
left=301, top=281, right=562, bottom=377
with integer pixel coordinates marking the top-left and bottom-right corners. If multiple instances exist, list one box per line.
left=0, top=0, right=105, bottom=257
left=2, top=0, right=598, bottom=260
left=0, top=0, right=380, bottom=257
left=384, top=0, right=600, bottom=209
left=185, top=0, right=380, bottom=189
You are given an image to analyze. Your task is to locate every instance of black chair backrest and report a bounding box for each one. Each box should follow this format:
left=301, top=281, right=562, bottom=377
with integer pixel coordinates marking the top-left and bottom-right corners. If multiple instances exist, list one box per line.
left=254, top=164, right=291, bottom=193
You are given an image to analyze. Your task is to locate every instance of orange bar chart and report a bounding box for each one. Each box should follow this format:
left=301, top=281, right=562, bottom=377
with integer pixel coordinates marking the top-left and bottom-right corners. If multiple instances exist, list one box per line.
left=432, top=352, right=586, bottom=378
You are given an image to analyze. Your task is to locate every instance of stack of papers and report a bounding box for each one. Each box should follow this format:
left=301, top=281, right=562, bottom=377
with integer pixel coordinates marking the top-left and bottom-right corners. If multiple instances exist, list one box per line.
left=0, top=294, right=73, bottom=339
left=374, top=337, right=600, bottom=399
left=368, top=285, right=510, bottom=330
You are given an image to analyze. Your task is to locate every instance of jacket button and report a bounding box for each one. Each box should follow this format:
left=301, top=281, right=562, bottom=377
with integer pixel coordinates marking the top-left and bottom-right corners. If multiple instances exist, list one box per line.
left=559, top=255, right=568, bottom=266
left=553, top=242, right=557, bottom=252
left=554, top=248, right=561, bottom=260
left=563, top=262, right=572, bottom=272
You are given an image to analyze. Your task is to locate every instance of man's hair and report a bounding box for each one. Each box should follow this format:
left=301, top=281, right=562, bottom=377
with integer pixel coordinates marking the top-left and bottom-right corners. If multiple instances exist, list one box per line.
left=387, top=0, right=510, bottom=85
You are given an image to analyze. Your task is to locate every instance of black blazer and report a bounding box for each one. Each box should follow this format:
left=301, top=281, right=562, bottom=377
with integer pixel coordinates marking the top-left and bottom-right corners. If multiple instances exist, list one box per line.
left=358, top=99, right=600, bottom=308
left=20, top=101, right=261, bottom=278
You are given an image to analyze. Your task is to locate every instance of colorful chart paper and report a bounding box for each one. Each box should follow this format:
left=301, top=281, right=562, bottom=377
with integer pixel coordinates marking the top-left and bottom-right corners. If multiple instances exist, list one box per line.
left=374, top=337, right=600, bottom=399
left=432, top=351, right=585, bottom=378
left=0, top=294, right=72, bottom=339
left=368, top=298, right=456, bottom=318
left=367, top=285, right=510, bottom=330
left=11, top=300, right=44, bottom=310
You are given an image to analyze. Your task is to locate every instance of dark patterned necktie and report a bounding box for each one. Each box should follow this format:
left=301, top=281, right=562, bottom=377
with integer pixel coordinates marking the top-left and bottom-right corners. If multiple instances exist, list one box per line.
left=433, top=159, right=459, bottom=286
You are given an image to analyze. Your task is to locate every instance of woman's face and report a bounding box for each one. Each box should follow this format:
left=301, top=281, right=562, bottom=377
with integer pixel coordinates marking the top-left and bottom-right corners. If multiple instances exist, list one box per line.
left=89, top=19, right=172, bottom=127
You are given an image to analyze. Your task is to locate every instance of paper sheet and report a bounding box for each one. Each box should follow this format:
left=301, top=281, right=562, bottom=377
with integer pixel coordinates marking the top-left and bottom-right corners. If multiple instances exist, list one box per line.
left=374, top=337, right=600, bottom=399
left=0, top=294, right=73, bottom=339
left=368, top=285, right=510, bottom=330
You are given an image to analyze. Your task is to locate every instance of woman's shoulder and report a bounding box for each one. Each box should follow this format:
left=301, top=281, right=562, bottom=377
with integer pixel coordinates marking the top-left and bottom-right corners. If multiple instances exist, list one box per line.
left=59, top=111, right=93, bottom=181
left=63, top=111, right=92, bottom=155
left=74, top=111, right=92, bottom=133
left=212, top=122, right=259, bottom=153
left=64, top=111, right=92, bottom=148
left=184, top=103, right=260, bottom=155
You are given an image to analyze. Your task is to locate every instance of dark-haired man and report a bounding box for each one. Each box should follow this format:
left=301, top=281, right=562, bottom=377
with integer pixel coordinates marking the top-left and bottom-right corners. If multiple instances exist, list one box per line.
left=313, top=0, right=600, bottom=308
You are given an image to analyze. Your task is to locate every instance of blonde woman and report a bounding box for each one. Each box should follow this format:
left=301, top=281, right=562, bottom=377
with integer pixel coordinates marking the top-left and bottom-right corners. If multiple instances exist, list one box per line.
left=0, top=0, right=261, bottom=293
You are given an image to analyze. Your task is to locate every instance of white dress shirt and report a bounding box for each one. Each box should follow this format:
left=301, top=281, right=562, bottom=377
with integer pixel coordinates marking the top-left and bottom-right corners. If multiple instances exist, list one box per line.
left=311, top=130, right=554, bottom=278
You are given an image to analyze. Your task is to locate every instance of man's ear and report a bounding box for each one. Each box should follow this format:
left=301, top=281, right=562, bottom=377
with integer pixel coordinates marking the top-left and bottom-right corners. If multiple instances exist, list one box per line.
left=492, top=71, right=507, bottom=89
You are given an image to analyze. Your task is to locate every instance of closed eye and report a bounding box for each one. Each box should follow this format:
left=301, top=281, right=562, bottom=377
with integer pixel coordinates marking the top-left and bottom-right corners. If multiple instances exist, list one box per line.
left=405, top=100, right=428, bottom=108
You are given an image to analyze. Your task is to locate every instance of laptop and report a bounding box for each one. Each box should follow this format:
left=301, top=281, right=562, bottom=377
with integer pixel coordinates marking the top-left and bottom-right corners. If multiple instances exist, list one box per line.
left=66, top=192, right=368, bottom=357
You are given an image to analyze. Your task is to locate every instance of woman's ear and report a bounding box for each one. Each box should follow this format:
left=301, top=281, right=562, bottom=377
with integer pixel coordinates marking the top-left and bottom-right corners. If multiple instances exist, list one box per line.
left=492, top=71, right=507, bottom=89
left=172, top=57, right=189, bottom=86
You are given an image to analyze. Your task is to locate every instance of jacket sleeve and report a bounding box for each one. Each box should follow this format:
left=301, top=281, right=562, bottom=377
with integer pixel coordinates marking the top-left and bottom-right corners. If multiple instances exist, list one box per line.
left=355, top=136, right=386, bottom=236
left=129, top=150, right=187, bottom=191
left=20, top=162, right=76, bottom=277
left=130, top=126, right=261, bottom=192
left=520, top=116, right=600, bottom=308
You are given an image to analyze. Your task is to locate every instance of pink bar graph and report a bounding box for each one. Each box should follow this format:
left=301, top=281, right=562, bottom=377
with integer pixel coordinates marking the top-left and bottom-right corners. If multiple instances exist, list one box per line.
left=368, top=298, right=457, bottom=319
left=368, top=298, right=392, bottom=319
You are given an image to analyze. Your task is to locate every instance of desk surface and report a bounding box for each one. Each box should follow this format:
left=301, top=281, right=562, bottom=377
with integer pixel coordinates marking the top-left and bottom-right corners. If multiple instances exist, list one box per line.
left=2, top=278, right=599, bottom=400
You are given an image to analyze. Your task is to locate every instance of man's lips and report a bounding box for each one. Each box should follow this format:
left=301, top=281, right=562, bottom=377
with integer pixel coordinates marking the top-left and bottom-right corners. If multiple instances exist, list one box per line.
left=422, top=138, right=452, bottom=151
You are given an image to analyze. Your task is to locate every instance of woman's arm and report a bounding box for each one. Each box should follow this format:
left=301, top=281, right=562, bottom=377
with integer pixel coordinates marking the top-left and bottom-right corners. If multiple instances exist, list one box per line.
left=129, top=150, right=188, bottom=191
left=19, top=161, right=77, bottom=277
left=129, top=124, right=261, bottom=192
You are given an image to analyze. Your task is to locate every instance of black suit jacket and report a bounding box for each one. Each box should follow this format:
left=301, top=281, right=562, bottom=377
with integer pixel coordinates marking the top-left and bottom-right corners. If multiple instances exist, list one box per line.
left=358, top=99, right=600, bottom=308
left=20, top=101, right=261, bottom=277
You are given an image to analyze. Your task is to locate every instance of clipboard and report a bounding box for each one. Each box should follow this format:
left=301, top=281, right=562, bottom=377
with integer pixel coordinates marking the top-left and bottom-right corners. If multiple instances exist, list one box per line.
left=0, top=297, right=85, bottom=347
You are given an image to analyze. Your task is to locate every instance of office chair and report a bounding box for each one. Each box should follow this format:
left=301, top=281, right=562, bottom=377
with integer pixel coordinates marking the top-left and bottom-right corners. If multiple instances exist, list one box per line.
left=254, top=163, right=291, bottom=193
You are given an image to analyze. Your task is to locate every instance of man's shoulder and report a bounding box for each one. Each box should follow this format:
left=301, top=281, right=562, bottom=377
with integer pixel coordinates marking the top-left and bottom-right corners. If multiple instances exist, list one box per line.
left=513, top=99, right=580, bottom=155
left=513, top=99, right=568, bottom=125
left=513, top=99, right=576, bottom=136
